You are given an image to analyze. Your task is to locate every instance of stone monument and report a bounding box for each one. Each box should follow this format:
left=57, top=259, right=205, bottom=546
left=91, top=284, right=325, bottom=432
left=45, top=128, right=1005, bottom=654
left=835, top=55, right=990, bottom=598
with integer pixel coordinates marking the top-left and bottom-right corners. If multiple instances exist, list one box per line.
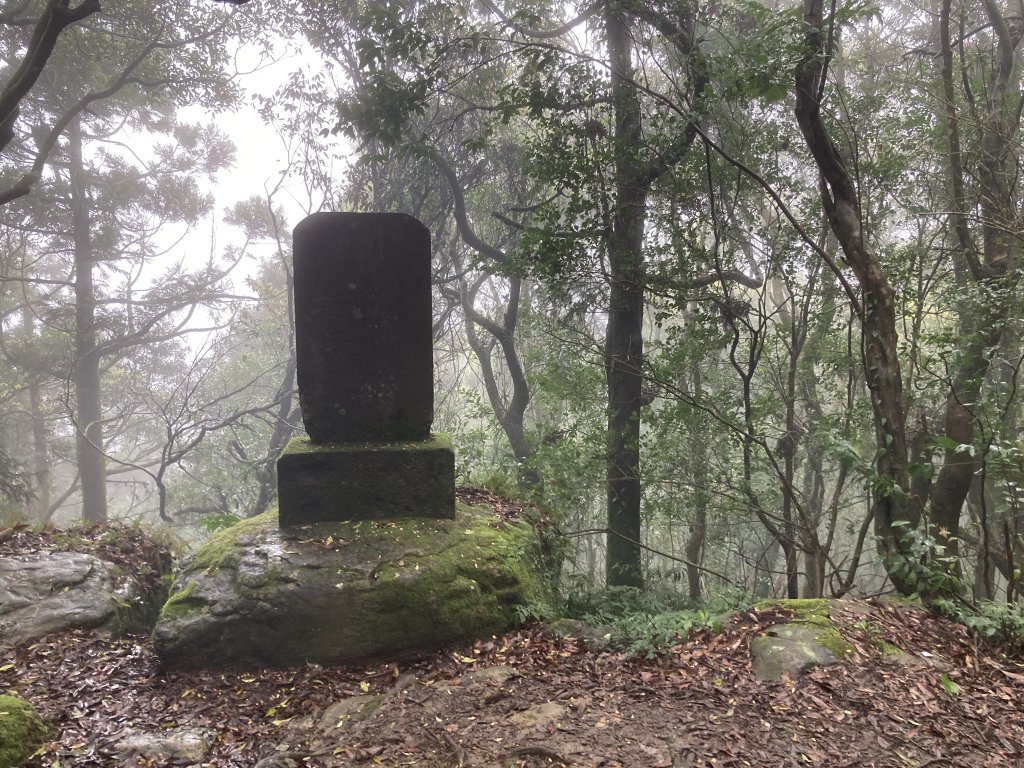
left=277, top=212, right=455, bottom=526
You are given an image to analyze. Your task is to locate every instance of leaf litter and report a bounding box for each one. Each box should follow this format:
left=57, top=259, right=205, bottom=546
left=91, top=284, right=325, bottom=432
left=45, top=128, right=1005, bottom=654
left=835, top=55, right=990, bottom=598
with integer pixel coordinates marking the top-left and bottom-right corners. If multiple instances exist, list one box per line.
left=0, top=600, right=1021, bottom=767
left=2, top=512, right=1023, bottom=766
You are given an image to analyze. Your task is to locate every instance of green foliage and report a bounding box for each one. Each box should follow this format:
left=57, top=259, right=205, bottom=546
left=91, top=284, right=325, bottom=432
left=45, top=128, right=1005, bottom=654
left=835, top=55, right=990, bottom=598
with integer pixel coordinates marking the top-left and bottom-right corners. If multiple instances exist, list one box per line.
left=715, top=0, right=804, bottom=102
left=0, top=447, right=33, bottom=504
left=938, top=673, right=960, bottom=697
left=559, top=585, right=723, bottom=658
left=884, top=521, right=963, bottom=599
left=932, top=598, right=1024, bottom=650
left=515, top=599, right=557, bottom=624
left=196, top=513, right=241, bottom=533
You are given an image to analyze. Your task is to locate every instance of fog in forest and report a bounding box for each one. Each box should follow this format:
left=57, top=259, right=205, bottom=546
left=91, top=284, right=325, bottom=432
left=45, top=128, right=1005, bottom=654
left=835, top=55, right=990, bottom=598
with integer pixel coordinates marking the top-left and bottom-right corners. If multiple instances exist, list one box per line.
left=2, top=0, right=1023, bottom=610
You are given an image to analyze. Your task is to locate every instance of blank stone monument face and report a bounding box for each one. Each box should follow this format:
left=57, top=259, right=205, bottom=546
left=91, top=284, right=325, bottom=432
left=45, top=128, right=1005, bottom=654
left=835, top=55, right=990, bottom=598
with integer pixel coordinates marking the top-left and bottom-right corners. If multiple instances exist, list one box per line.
left=293, top=212, right=433, bottom=443
left=277, top=212, right=455, bottom=526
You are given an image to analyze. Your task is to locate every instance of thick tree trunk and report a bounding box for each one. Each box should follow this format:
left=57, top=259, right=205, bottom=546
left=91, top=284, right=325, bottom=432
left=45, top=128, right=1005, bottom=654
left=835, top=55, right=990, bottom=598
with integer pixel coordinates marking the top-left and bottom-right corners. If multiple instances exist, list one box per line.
left=69, top=117, right=106, bottom=524
left=930, top=0, right=1021, bottom=554
left=604, top=3, right=647, bottom=588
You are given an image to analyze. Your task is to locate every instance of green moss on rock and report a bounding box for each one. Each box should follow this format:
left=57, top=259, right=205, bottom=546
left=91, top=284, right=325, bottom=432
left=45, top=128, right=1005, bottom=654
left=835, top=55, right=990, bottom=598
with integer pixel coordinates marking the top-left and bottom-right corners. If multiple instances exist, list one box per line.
left=0, top=695, right=48, bottom=767
left=159, top=581, right=201, bottom=621
left=154, top=504, right=547, bottom=669
left=755, top=598, right=853, bottom=660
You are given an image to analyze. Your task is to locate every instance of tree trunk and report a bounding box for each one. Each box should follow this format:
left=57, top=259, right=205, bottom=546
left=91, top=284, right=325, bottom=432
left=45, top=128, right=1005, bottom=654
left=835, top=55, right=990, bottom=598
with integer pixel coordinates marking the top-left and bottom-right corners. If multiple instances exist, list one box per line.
left=684, top=474, right=707, bottom=602
left=250, top=260, right=300, bottom=518
left=69, top=116, right=106, bottom=524
left=427, top=149, right=540, bottom=492
left=754, top=537, right=782, bottom=598
left=22, top=305, right=50, bottom=522
left=929, top=0, right=1021, bottom=555
left=684, top=362, right=707, bottom=603
left=461, top=275, right=541, bottom=492
left=794, top=0, right=919, bottom=591
left=604, top=2, right=647, bottom=588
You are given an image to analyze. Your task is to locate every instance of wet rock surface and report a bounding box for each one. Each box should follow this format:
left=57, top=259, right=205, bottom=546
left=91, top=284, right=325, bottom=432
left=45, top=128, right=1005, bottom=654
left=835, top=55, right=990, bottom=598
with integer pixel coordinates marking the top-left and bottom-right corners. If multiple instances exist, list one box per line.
left=0, top=527, right=169, bottom=647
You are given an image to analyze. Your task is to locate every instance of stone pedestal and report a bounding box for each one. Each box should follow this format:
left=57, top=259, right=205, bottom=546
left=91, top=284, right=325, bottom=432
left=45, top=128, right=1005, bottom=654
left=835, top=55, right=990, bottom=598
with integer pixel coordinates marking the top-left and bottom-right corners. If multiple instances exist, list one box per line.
left=280, top=211, right=455, bottom=528
left=277, top=436, right=455, bottom=527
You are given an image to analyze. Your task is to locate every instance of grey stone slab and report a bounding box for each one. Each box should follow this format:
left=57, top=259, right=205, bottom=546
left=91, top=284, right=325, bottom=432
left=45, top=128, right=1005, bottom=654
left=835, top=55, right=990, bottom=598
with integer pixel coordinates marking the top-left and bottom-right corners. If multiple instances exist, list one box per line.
left=292, top=212, right=433, bottom=443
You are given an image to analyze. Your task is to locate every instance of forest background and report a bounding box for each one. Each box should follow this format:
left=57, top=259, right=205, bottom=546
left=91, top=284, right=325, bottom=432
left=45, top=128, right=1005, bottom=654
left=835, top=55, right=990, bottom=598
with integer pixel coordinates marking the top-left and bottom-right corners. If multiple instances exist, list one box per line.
left=1, top=0, right=1023, bottom=617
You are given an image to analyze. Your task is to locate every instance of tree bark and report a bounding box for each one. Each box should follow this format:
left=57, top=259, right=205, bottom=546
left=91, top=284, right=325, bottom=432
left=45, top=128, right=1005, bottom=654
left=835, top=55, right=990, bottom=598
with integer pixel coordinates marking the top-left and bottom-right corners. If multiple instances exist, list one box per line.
left=604, top=2, right=647, bottom=588
left=684, top=362, right=707, bottom=602
left=929, top=0, right=1021, bottom=554
left=0, top=0, right=101, bottom=155
left=460, top=274, right=541, bottom=490
left=69, top=116, right=106, bottom=524
left=21, top=304, right=51, bottom=522
left=793, top=0, right=919, bottom=591
left=428, top=149, right=541, bottom=492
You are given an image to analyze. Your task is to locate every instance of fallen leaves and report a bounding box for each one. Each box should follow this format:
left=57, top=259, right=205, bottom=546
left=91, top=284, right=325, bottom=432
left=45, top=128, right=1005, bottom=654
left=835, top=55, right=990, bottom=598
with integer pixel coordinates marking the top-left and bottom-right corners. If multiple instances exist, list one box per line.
left=2, top=523, right=1024, bottom=767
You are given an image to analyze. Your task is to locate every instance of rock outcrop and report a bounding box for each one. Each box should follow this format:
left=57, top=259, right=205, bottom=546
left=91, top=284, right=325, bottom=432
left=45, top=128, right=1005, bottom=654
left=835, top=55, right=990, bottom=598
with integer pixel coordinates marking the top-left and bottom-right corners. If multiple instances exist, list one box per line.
left=154, top=505, right=546, bottom=669
left=749, top=599, right=854, bottom=680
left=0, top=549, right=164, bottom=647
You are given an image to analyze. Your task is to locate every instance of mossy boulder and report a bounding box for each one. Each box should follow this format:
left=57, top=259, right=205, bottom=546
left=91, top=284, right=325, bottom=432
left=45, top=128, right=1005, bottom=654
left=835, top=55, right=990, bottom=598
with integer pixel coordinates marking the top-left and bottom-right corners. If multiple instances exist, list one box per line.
left=0, top=694, right=48, bottom=767
left=750, top=599, right=853, bottom=681
left=153, top=504, right=547, bottom=669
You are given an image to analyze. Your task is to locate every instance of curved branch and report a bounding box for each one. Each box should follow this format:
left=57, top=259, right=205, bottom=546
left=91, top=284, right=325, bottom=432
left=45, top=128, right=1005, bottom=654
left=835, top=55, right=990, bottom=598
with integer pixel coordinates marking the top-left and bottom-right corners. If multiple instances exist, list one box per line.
left=0, top=35, right=161, bottom=206
left=480, top=0, right=596, bottom=39
left=0, top=0, right=101, bottom=153
left=423, top=145, right=510, bottom=267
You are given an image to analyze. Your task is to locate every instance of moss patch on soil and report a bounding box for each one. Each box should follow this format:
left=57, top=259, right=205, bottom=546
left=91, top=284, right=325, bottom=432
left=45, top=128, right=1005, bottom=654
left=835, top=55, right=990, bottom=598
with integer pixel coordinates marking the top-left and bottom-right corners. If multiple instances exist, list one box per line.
left=0, top=694, right=48, bottom=767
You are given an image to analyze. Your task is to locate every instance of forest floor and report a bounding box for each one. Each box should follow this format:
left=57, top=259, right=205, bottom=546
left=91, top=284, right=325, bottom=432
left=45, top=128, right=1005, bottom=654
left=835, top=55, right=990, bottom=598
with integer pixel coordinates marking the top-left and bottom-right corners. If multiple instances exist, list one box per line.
left=3, top=509, right=1024, bottom=768
left=4, top=595, right=1024, bottom=766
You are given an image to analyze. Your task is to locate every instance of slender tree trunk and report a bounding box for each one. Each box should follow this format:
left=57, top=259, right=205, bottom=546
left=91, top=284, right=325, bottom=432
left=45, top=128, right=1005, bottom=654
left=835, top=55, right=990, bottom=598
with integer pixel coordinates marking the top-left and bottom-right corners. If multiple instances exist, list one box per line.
left=683, top=358, right=707, bottom=602
left=604, top=3, right=647, bottom=588
left=684, top=361, right=707, bottom=602
left=69, top=116, right=106, bottom=524
left=21, top=305, right=50, bottom=522
left=794, top=0, right=919, bottom=591
left=250, top=262, right=300, bottom=518
left=780, top=331, right=801, bottom=598
left=461, top=275, right=541, bottom=492
left=427, top=150, right=540, bottom=492
left=754, top=537, right=782, bottom=598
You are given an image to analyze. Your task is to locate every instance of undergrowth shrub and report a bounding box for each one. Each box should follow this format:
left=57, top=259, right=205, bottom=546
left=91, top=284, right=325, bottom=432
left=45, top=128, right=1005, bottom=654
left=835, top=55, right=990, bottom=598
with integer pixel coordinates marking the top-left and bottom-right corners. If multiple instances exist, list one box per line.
left=555, top=584, right=744, bottom=658
left=932, top=597, right=1024, bottom=650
